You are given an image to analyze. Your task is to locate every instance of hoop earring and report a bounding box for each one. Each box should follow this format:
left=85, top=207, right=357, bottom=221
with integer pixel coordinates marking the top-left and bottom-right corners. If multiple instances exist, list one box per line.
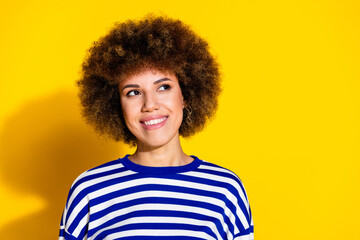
left=185, top=105, right=192, bottom=125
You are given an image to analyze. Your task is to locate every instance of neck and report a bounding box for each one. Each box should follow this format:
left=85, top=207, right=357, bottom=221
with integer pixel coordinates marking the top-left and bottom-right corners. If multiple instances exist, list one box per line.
left=129, top=134, right=192, bottom=167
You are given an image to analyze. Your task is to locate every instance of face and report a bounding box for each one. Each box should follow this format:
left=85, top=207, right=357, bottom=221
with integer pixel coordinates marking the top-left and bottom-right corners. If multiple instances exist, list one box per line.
left=118, top=69, right=185, bottom=149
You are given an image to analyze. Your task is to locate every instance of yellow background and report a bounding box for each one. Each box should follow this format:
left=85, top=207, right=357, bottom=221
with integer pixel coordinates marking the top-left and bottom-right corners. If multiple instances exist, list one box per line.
left=1, top=0, right=359, bottom=239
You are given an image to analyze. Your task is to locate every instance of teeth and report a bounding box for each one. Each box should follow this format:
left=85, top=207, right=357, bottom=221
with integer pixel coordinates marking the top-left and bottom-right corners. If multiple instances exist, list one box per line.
left=144, top=117, right=166, bottom=126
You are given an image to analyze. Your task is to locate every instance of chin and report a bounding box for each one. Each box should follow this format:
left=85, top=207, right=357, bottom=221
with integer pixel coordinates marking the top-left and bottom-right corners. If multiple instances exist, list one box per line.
left=136, top=132, right=179, bottom=149
left=138, top=137, right=170, bottom=149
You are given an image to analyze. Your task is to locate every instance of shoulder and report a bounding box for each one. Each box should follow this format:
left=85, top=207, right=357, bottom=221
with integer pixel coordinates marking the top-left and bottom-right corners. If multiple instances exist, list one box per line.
left=194, top=157, right=250, bottom=201
left=60, top=157, right=132, bottom=238
left=71, top=158, right=125, bottom=186
left=65, top=157, right=130, bottom=203
left=194, top=157, right=253, bottom=232
left=197, top=158, right=245, bottom=184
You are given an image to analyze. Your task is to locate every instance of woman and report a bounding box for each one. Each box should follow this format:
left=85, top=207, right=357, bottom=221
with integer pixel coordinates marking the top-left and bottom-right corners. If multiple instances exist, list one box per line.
left=59, top=15, right=254, bottom=240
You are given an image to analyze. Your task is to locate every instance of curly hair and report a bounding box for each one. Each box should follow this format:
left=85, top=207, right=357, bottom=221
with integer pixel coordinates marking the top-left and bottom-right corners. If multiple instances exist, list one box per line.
left=77, top=15, right=221, bottom=145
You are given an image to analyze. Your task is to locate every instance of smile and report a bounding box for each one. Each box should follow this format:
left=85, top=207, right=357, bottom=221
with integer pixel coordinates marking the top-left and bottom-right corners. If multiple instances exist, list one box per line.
left=144, top=117, right=167, bottom=126
left=140, top=116, right=168, bottom=130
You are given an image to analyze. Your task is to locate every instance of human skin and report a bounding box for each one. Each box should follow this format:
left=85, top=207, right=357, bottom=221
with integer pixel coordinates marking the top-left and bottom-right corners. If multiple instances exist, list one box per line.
left=118, top=69, right=193, bottom=167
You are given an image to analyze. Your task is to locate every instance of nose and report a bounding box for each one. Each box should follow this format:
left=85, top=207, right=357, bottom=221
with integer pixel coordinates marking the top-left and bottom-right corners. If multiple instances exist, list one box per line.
left=141, top=93, right=159, bottom=112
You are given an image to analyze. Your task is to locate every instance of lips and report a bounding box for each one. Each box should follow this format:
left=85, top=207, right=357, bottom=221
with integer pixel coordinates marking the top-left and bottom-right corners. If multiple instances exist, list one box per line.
left=143, top=117, right=167, bottom=126
left=140, top=115, right=168, bottom=130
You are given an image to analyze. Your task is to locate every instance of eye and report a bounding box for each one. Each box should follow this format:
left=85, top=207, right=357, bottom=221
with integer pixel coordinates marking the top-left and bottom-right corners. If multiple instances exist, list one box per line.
left=158, top=84, right=171, bottom=91
left=126, top=90, right=140, bottom=96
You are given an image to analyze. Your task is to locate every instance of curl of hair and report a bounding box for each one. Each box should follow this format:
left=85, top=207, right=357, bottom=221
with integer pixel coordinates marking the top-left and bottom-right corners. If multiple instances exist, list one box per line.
left=78, top=15, right=221, bottom=145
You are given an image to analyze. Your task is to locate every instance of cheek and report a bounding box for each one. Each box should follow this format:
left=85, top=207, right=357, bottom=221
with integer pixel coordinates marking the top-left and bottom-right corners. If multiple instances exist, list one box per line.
left=174, top=90, right=185, bottom=109
left=120, top=100, right=135, bottom=124
left=121, top=107, right=138, bottom=133
left=166, top=95, right=184, bottom=112
left=171, top=95, right=185, bottom=117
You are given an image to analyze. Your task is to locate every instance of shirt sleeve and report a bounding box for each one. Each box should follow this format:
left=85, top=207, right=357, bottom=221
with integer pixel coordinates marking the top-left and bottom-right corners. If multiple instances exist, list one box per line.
left=234, top=178, right=254, bottom=240
left=233, top=205, right=254, bottom=240
left=59, top=172, right=90, bottom=240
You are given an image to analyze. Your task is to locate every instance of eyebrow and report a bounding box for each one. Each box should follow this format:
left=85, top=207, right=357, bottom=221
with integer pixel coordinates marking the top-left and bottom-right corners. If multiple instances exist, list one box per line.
left=121, top=78, right=172, bottom=91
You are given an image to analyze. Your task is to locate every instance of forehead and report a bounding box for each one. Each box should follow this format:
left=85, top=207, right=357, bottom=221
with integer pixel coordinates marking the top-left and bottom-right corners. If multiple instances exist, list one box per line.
left=119, top=69, right=178, bottom=85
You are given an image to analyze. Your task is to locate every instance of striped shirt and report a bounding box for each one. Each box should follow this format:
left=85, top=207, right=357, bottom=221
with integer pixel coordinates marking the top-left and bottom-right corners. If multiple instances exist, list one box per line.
left=59, top=155, right=254, bottom=240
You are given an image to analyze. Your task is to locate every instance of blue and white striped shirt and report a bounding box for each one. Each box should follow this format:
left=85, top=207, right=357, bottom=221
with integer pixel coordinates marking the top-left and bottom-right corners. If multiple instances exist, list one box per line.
left=59, top=155, right=254, bottom=240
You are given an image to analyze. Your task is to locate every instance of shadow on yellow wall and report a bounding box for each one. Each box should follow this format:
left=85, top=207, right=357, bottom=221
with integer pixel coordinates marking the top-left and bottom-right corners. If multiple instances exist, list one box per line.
left=0, top=90, right=126, bottom=239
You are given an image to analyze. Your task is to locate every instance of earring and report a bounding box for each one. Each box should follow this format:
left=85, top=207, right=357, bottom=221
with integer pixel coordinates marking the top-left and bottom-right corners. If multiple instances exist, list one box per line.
left=185, top=104, right=192, bottom=125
